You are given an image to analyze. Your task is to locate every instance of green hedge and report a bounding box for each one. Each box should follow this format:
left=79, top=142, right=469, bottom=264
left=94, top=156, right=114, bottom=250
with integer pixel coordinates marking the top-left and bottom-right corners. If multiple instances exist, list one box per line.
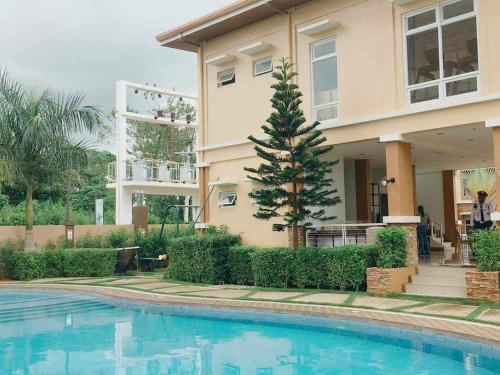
left=249, top=245, right=377, bottom=291
left=7, top=248, right=116, bottom=281
left=472, top=230, right=500, bottom=272
left=376, top=227, right=408, bottom=268
left=227, top=246, right=255, bottom=285
left=251, top=248, right=295, bottom=288
left=164, top=234, right=241, bottom=284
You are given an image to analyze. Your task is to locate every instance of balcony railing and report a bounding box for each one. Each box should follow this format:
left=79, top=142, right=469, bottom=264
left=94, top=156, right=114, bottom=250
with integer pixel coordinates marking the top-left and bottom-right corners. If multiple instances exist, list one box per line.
left=108, top=160, right=197, bottom=184
left=306, top=223, right=387, bottom=248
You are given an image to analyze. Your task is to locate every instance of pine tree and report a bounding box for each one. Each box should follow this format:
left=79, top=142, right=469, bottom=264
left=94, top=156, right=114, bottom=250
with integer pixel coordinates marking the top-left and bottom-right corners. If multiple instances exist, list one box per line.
left=244, top=58, right=340, bottom=248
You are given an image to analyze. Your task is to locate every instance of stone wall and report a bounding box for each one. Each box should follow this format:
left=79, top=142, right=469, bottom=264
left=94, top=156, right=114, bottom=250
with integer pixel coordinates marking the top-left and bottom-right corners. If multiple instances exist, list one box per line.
left=367, top=266, right=416, bottom=294
left=466, top=271, right=499, bottom=302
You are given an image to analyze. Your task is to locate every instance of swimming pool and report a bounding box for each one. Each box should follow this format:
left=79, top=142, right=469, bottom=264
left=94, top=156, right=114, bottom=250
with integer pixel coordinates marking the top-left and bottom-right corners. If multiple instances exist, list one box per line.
left=0, top=289, right=498, bottom=374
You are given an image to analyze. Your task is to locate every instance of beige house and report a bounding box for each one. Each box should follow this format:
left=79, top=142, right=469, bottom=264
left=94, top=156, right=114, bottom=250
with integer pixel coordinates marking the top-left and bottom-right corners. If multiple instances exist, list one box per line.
left=156, top=0, right=500, bottom=264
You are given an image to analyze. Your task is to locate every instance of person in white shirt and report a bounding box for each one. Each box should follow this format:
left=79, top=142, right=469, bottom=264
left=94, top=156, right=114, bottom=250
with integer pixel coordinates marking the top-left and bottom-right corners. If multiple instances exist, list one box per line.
left=471, top=191, right=493, bottom=230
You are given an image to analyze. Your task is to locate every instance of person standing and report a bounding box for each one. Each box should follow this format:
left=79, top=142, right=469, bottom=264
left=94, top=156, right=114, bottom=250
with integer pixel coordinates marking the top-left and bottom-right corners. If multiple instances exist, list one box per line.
left=417, top=205, right=430, bottom=257
left=471, top=191, right=493, bottom=230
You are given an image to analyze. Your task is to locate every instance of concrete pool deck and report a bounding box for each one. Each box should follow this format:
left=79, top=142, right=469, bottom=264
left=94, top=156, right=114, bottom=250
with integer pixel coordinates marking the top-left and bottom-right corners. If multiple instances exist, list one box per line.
left=1, top=275, right=499, bottom=345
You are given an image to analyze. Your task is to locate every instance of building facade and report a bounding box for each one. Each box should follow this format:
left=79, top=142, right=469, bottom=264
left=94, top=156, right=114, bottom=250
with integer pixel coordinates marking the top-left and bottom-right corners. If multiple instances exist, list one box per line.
left=156, top=0, right=500, bottom=261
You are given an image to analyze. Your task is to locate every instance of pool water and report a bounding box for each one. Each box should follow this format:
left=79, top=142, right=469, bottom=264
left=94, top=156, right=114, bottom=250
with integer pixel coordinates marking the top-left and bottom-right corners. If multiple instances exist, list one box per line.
left=0, top=289, right=498, bottom=374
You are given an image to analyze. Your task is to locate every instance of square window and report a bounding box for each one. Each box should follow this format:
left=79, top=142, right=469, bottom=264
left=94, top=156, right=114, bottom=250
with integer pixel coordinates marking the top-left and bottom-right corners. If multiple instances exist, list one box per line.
left=253, top=56, right=273, bottom=76
left=313, top=39, right=336, bottom=59
left=219, top=192, right=237, bottom=207
left=442, top=0, right=474, bottom=20
left=410, top=85, right=439, bottom=104
left=407, top=9, right=436, bottom=30
left=445, top=76, right=477, bottom=97
left=217, top=68, right=235, bottom=87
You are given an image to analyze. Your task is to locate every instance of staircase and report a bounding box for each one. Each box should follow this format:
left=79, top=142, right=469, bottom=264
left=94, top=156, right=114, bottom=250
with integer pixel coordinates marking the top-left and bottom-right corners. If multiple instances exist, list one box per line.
left=429, top=217, right=456, bottom=265
left=404, top=266, right=467, bottom=298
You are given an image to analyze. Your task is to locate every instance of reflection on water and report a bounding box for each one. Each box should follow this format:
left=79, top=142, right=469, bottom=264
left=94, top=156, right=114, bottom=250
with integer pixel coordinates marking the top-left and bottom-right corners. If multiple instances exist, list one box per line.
left=0, top=291, right=498, bottom=374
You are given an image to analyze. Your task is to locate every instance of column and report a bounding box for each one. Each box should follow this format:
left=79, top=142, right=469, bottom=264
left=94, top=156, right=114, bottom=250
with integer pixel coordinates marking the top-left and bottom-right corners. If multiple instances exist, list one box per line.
left=486, top=119, right=500, bottom=222
left=381, top=134, right=420, bottom=266
left=355, top=159, right=371, bottom=222
left=442, top=170, right=457, bottom=246
left=115, top=81, right=129, bottom=224
left=183, top=196, right=190, bottom=223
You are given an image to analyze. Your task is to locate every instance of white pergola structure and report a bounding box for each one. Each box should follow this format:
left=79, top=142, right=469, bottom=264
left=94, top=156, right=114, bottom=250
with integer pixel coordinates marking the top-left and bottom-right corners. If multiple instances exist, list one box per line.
left=110, top=80, right=200, bottom=224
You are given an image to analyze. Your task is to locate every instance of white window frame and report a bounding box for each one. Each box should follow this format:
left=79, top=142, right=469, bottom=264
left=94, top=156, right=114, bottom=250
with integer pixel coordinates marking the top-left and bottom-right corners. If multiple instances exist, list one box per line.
left=219, top=192, right=237, bottom=207
left=311, top=37, right=339, bottom=121
left=253, top=56, right=273, bottom=76
left=217, top=68, right=235, bottom=87
left=403, top=0, right=479, bottom=106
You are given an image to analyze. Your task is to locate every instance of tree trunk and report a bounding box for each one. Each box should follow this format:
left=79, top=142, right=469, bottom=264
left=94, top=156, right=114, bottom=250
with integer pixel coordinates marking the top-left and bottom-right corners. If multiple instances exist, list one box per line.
left=65, top=181, right=71, bottom=223
left=288, top=225, right=305, bottom=249
left=24, top=186, right=35, bottom=251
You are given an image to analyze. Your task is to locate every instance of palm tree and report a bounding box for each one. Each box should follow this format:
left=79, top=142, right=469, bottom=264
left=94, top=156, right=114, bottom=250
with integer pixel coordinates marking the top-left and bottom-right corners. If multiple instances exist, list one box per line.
left=0, top=70, right=102, bottom=250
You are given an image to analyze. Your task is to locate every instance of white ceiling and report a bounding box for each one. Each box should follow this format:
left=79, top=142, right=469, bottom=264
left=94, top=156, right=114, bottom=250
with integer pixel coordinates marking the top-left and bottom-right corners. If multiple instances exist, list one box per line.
left=334, top=123, right=494, bottom=172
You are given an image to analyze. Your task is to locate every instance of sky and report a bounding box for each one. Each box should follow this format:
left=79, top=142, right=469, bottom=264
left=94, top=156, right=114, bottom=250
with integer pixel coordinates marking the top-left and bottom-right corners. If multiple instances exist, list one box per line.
left=0, top=0, right=235, bottom=151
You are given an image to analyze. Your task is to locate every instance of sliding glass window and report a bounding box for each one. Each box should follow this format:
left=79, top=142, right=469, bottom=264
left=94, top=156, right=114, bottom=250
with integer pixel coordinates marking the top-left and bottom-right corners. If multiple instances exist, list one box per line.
left=405, top=0, right=478, bottom=104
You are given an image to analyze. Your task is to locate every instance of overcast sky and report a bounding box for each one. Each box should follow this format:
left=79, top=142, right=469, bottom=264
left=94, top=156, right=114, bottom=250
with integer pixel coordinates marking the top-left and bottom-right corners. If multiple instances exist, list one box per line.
left=0, top=0, right=234, bottom=151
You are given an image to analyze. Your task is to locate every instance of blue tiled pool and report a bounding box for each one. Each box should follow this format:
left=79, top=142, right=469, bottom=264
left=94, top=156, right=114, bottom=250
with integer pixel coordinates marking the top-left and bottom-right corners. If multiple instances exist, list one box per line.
left=0, top=289, right=498, bottom=374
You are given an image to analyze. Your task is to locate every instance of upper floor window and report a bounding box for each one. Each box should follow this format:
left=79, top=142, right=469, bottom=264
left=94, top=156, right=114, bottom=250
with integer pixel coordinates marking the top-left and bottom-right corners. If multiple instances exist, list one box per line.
left=311, top=37, right=338, bottom=121
left=217, top=68, right=235, bottom=87
left=405, top=0, right=478, bottom=104
left=253, top=56, right=273, bottom=76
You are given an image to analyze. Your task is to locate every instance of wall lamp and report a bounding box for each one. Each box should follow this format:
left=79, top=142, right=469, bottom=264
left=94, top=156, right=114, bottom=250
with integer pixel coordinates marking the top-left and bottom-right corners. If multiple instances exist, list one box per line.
left=381, top=177, right=396, bottom=187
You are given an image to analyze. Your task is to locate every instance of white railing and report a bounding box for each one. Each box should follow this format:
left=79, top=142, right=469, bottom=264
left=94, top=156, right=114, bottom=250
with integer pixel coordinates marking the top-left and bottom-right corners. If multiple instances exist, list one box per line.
left=107, top=160, right=197, bottom=183
left=306, top=223, right=387, bottom=248
left=429, top=216, right=444, bottom=246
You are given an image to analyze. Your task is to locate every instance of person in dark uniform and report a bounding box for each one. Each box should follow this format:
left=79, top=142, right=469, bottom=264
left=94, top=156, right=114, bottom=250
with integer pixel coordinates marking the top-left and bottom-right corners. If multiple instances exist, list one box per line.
left=471, top=191, right=493, bottom=230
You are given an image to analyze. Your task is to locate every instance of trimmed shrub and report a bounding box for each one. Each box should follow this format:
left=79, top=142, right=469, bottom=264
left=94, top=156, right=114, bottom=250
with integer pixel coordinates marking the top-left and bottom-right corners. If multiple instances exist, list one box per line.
left=164, top=234, right=240, bottom=284
left=75, top=232, right=102, bottom=248
left=247, top=245, right=377, bottom=290
left=251, top=248, right=295, bottom=288
left=472, top=230, right=500, bottom=272
left=376, top=227, right=408, bottom=268
left=0, top=239, right=22, bottom=279
left=7, top=248, right=116, bottom=281
left=106, top=230, right=130, bottom=248
left=326, top=245, right=376, bottom=291
left=227, top=246, right=256, bottom=285
left=293, top=247, right=330, bottom=289
left=63, top=249, right=116, bottom=277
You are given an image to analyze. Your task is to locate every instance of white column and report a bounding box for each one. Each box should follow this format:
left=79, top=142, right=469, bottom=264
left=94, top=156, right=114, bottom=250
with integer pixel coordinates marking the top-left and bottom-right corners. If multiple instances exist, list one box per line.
left=115, top=80, right=129, bottom=224
left=184, top=196, right=190, bottom=223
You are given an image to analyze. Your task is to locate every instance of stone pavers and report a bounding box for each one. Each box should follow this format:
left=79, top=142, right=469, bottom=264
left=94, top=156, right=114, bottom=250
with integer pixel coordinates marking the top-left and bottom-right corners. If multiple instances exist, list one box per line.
left=291, top=293, right=349, bottom=305
left=249, top=291, right=304, bottom=300
left=352, top=296, right=421, bottom=310
left=66, top=278, right=118, bottom=284
left=181, top=289, right=251, bottom=299
left=405, top=303, right=477, bottom=318
left=127, top=282, right=181, bottom=290
left=477, top=309, right=500, bottom=324
left=103, top=277, right=160, bottom=285
left=28, top=277, right=86, bottom=284
left=155, top=285, right=220, bottom=294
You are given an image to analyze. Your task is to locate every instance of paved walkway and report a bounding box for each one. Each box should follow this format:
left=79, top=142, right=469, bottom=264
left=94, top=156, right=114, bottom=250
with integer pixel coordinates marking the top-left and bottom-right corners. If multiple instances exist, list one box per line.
left=2, top=274, right=499, bottom=328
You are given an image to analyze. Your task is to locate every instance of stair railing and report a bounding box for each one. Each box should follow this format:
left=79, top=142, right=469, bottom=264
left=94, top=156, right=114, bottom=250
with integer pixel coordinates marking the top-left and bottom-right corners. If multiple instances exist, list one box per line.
left=429, top=216, right=444, bottom=246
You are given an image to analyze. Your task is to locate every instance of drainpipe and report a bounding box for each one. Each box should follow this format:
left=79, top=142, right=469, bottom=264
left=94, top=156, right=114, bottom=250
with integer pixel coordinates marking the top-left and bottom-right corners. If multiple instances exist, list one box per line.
left=265, top=1, right=295, bottom=70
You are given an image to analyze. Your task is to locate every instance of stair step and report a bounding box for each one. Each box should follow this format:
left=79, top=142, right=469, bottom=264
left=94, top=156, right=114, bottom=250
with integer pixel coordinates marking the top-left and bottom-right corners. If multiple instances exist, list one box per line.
left=404, top=284, right=467, bottom=298
left=411, top=275, right=465, bottom=287
left=417, top=266, right=468, bottom=278
left=0, top=304, right=111, bottom=323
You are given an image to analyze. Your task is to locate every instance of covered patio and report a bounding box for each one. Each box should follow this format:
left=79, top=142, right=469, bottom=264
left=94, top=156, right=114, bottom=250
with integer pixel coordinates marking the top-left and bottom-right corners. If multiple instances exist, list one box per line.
left=308, top=121, right=497, bottom=267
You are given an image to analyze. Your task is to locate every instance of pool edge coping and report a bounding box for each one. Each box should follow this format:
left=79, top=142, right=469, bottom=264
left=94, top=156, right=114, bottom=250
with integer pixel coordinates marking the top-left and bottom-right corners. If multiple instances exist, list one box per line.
left=2, top=283, right=499, bottom=346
